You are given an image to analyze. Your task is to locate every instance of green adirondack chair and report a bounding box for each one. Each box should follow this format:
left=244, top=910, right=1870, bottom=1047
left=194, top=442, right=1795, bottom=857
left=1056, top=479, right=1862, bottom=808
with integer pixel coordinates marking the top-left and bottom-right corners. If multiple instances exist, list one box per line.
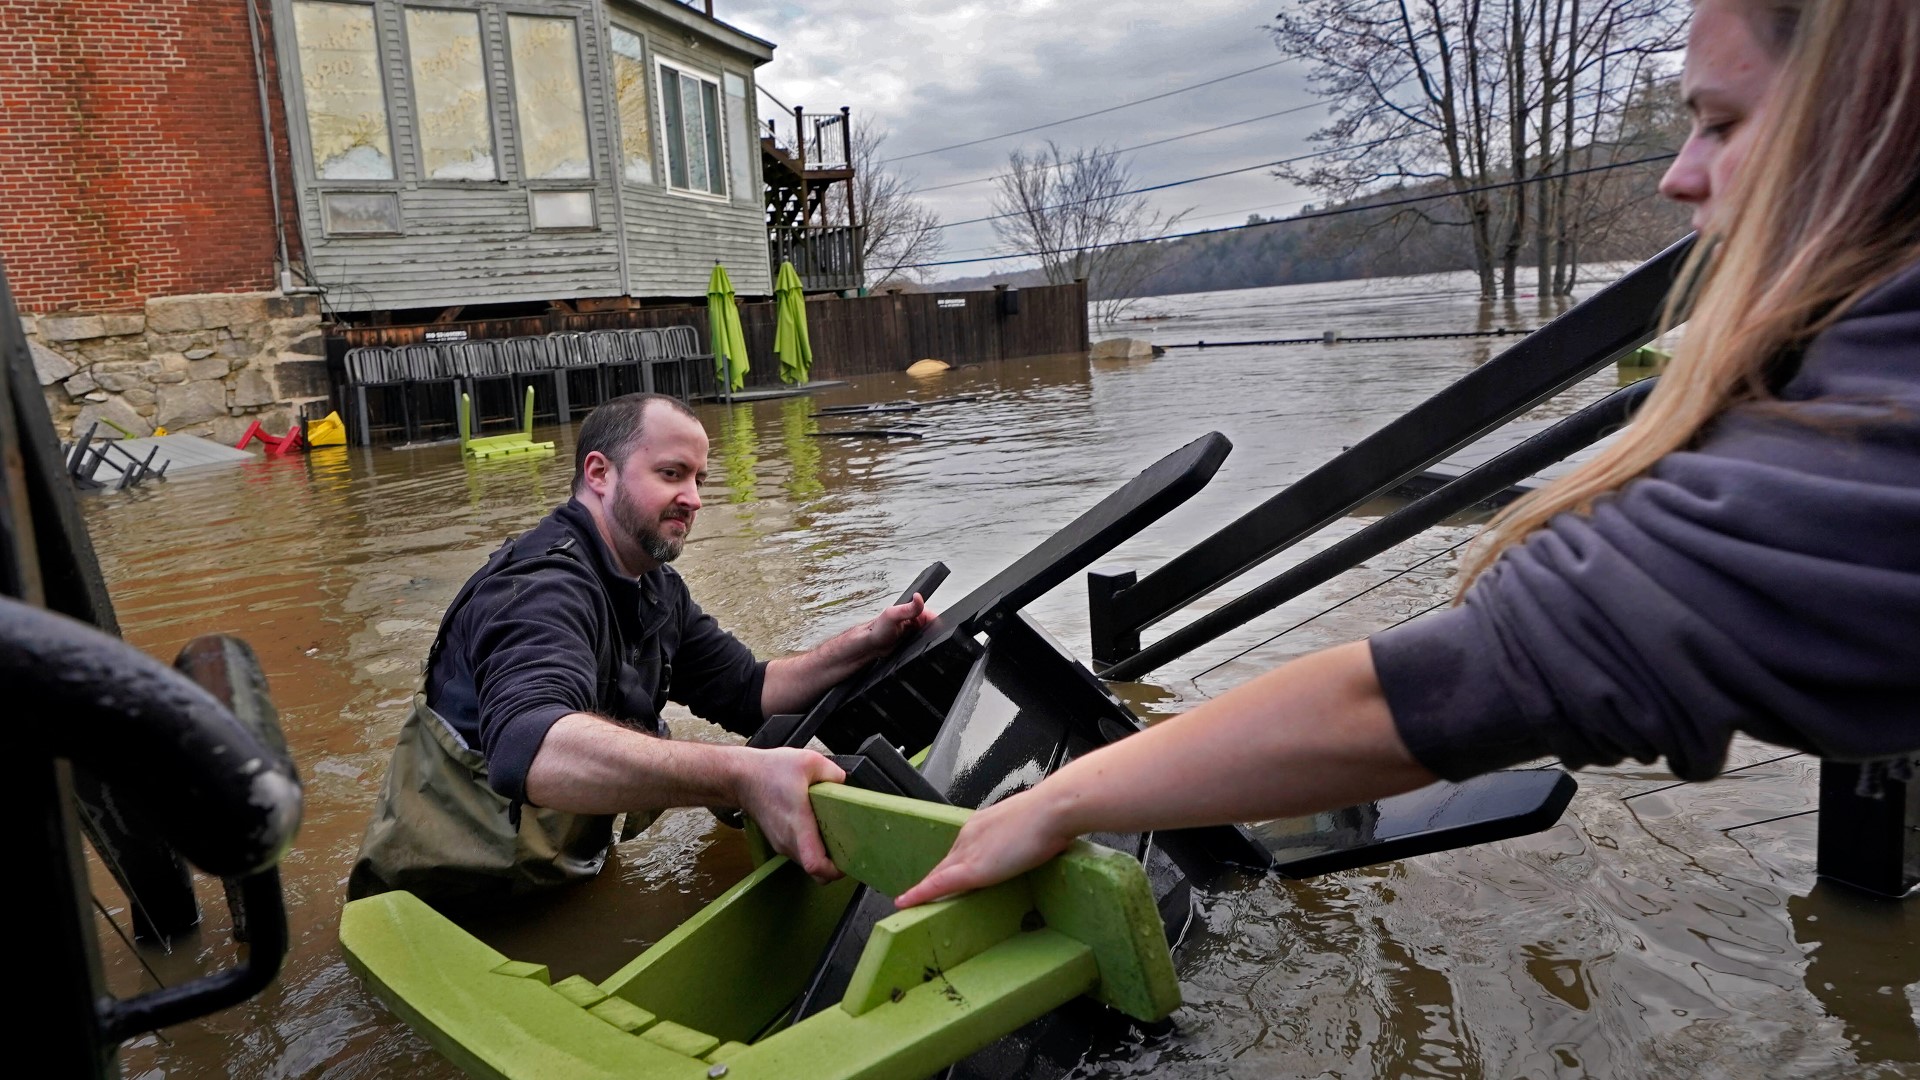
left=340, top=783, right=1178, bottom=1080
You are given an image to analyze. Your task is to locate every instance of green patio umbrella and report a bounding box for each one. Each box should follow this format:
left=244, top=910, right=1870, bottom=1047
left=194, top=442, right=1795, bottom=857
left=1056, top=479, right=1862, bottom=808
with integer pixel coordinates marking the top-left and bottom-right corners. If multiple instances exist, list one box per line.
left=707, top=263, right=749, bottom=395
left=773, top=260, right=813, bottom=385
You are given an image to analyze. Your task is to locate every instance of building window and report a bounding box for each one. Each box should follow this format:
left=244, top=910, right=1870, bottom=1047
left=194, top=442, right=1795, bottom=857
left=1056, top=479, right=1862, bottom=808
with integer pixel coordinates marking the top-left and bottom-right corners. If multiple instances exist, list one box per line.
left=507, top=15, right=591, bottom=180
left=291, top=1, right=396, bottom=180
left=659, top=62, right=725, bottom=197
left=608, top=27, right=653, bottom=184
left=321, top=191, right=402, bottom=234
left=723, top=72, right=753, bottom=201
left=530, top=190, right=596, bottom=230
left=405, top=8, right=497, bottom=181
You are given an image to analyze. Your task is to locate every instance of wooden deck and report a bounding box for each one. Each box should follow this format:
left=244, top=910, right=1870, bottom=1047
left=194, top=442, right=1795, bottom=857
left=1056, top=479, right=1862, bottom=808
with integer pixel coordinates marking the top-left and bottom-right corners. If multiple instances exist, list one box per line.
left=84, top=434, right=255, bottom=485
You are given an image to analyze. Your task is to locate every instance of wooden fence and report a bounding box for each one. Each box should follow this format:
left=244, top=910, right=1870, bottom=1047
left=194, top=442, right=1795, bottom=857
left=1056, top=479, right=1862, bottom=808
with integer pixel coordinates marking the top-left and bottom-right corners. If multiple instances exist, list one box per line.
left=329, top=281, right=1089, bottom=390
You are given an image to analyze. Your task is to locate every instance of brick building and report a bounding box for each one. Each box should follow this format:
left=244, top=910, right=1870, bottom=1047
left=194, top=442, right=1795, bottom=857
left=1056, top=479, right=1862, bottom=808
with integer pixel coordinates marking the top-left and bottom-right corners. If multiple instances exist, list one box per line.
left=3, top=0, right=862, bottom=443
left=3, top=0, right=332, bottom=442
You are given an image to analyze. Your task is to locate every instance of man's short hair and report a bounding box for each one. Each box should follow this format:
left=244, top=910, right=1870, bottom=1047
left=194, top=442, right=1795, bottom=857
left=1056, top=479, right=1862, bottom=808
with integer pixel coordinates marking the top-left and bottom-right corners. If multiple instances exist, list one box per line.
left=572, top=393, right=699, bottom=493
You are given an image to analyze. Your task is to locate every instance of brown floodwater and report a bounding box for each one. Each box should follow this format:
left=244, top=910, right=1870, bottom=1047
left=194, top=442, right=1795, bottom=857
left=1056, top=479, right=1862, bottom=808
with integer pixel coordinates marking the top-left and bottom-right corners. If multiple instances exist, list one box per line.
left=81, top=271, right=1916, bottom=1078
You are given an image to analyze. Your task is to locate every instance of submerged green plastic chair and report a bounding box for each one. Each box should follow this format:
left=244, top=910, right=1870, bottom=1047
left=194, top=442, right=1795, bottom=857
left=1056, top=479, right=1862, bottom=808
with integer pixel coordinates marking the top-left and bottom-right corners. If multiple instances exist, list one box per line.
left=458, top=386, right=554, bottom=461
left=340, top=784, right=1180, bottom=1080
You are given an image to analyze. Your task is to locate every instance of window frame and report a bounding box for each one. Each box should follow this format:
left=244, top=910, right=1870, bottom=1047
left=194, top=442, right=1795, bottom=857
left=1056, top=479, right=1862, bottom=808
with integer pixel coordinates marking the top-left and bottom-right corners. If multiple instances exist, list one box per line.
left=396, top=3, right=503, bottom=186
left=720, top=68, right=757, bottom=207
left=527, top=189, right=599, bottom=232
left=318, top=190, right=405, bottom=236
left=655, top=58, right=730, bottom=202
left=285, top=0, right=403, bottom=189
left=502, top=10, right=596, bottom=184
left=605, top=21, right=658, bottom=188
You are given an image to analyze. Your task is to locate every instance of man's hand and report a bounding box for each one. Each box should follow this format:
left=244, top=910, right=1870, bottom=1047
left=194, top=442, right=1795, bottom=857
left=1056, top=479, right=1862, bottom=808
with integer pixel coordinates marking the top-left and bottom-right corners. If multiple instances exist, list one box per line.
left=761, top=593, right=937, bottom=716
left=731, top=747, right=847, bottom=882
left=527, top=715, right=845, bottom=883
left=849, top=593, right=935, bottom=663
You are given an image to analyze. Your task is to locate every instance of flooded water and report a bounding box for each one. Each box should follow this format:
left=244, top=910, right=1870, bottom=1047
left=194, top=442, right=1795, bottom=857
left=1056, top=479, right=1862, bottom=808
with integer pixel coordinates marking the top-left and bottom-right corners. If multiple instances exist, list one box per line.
left=81, top=270, right=1916, bottom=1078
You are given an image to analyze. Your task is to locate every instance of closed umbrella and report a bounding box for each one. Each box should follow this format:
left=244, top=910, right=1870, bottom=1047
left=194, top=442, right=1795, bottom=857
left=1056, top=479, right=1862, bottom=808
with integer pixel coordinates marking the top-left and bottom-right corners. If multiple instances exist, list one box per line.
left=773, top=260, right=812, bottom=385
left=707, top=263, right=749, bottom=396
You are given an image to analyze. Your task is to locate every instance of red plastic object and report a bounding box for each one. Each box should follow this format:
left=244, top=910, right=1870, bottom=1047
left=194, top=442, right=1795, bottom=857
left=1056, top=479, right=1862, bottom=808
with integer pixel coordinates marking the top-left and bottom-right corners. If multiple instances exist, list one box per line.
left=234, top=420, right=305, bottom=458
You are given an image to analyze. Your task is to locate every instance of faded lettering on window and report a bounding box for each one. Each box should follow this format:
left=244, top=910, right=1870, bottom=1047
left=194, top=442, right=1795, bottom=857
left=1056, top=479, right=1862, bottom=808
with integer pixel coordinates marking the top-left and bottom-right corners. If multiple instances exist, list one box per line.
left=406, top=8, right=496, bottom=180
left=292, top=1, right=395, bottom=180
left=508, top=15, right=591, bottom=180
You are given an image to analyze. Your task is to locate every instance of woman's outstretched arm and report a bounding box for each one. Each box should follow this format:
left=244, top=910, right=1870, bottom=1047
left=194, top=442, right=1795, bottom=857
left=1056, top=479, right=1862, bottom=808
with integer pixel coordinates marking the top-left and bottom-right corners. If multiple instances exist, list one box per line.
left=894, top=640, right=1438, bottom=907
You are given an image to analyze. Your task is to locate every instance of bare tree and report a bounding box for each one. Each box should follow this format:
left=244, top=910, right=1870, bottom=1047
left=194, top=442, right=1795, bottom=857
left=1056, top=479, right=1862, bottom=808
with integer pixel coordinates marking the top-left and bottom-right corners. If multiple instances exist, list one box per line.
left=990, top=142, right=1186, bottom=322
left=821, top=122, right=946, bottom=289
left=1270, top=0, right=1684, bottom=298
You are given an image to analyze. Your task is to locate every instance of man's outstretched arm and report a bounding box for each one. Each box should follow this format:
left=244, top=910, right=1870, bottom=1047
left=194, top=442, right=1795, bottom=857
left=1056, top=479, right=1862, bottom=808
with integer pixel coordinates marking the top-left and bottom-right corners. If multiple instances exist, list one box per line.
left=759, top=594, right=934, bottom=717
left=525, top=713, right=846, bottom=880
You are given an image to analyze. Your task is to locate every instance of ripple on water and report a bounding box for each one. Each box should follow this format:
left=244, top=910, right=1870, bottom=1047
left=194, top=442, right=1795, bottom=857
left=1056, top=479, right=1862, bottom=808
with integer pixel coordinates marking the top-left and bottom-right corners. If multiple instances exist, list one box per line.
left=81, top=270, right=1915, bottom=1078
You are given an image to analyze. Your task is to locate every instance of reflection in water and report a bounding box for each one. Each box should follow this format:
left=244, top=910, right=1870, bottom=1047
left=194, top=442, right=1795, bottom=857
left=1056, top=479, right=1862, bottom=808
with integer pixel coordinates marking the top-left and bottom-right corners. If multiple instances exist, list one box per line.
left=77, top=270, right=1913, bottom=1077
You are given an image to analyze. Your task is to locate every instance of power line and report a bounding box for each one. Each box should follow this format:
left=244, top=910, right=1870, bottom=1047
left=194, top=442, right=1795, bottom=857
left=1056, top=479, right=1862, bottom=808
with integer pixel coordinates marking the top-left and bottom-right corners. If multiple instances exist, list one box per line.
left=878, top=59, right=1291, bottom=165
left=903, top=102, right=1326, bottom=196
left=931, top=137, right=1401, bottom=232
left=927, top=93, right=1629, bottom=232
left=901, top=152, right=1677, bottom=269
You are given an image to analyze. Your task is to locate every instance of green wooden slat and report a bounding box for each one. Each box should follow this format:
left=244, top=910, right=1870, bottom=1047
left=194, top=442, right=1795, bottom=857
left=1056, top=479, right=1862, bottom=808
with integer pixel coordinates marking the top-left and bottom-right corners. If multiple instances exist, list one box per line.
left=723, top=930, right=1098, bottom=1080
left=489, top=959, right=549, bottom=984
left=552, top=974, right=608, bottom=1009
left=808, top=783, right=970, bottom=897
left=599, top=854, right=860, bottom=1044
left=841, top=879, right=1034, bottom=1017
left=642, top=1020, right=722, bottom=1059
left=340, top=892, right=708, bottom=1080
left=587, top=996, right=658, bottom=1034
left=1027, top=842, right=1182, bottom=1021
left=808, top=783, right=1180, bottom=1022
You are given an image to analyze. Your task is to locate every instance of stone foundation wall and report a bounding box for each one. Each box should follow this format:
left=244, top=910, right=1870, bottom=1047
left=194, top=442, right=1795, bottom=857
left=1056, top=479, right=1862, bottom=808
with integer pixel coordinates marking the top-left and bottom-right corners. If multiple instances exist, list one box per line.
left=25, top=291, right=332, bottom=445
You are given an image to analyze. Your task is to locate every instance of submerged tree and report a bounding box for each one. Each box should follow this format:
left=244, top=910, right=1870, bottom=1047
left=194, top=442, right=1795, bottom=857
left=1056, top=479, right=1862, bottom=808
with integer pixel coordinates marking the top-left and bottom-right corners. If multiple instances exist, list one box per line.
left=1270, top=0, right=1686, bottom=297
left=990, top=142, right=1186, bottom=322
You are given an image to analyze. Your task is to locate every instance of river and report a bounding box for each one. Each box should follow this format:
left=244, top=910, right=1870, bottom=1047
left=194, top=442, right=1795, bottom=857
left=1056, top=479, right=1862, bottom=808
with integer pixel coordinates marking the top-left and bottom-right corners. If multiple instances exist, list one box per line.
left=83, top=269, right=1917, bottom=1078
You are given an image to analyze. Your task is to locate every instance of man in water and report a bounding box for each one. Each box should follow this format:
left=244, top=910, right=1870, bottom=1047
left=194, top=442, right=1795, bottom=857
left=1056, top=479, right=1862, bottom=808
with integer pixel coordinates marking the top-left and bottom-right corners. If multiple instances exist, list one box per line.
left=351, top=393, right=930, bottom=902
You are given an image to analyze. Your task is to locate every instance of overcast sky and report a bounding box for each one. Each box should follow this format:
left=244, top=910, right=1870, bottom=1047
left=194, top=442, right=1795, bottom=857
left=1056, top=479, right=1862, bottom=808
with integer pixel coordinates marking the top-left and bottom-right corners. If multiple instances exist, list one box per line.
left=718, top=1, right=1330, bottom=280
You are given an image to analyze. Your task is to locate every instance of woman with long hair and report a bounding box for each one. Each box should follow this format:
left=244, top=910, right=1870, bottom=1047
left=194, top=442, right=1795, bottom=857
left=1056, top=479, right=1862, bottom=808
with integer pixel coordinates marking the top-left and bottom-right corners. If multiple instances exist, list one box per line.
left=899, top=0, right=1920, bottom=908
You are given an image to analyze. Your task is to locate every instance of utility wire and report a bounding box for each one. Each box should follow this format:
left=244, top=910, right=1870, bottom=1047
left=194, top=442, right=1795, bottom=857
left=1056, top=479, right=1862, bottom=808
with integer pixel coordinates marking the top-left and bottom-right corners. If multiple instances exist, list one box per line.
left=902, top=151, right=1677, bottom=268
left=930, top=94, right=1630, bottom=232
left=878, top=59, right=1291, bottom=164
left=931, top=137, right=1401, bottom=232
left=1193, top=535, right=1473, bottom=684
left=903, top=102, right=1326, bottom=195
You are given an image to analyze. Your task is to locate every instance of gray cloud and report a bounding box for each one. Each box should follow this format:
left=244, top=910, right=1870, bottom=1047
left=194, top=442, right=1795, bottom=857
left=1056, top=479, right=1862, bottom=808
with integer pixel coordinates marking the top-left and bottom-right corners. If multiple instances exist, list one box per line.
left=718, top=1, right=1328, bottom=275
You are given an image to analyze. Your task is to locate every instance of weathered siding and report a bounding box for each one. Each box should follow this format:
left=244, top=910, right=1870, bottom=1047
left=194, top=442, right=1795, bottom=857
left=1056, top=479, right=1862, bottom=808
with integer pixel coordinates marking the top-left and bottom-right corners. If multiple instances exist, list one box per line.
left=606, top=7, right=771, bottom=297
left=272, top=0, right=771, bottom=312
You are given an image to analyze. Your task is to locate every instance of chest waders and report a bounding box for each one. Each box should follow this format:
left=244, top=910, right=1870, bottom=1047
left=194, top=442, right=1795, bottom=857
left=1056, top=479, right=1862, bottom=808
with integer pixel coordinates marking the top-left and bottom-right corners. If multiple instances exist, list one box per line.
left=348, top=535, right=662, bottom=903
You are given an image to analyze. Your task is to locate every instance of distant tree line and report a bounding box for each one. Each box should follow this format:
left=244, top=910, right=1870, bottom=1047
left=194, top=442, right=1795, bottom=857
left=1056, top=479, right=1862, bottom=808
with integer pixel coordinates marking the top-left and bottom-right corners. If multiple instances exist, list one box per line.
left=1269, top=0, right=1691, bottom=298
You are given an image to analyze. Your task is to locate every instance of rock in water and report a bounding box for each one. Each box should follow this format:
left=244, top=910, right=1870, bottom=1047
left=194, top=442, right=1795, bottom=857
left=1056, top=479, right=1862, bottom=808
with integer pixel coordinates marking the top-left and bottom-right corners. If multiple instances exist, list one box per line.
left=1091, top=337, right=1154, bottom=360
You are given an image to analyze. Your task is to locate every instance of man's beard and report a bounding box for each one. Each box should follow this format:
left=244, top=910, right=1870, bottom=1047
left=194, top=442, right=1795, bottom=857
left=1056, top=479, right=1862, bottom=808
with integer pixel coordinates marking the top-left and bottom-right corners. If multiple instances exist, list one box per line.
left=611, top=492, right=689, bottom=563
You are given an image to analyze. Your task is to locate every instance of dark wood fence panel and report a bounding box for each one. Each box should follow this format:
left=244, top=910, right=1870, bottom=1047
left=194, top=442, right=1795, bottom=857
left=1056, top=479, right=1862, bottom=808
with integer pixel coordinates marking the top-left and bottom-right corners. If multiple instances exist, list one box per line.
left=330, top=281, right=1088, bottom=389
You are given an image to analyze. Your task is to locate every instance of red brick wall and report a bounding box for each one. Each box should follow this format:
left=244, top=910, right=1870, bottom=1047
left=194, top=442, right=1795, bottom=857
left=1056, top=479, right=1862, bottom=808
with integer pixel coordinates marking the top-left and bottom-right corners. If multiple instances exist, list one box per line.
left=0, top=0, right=303, bottom=313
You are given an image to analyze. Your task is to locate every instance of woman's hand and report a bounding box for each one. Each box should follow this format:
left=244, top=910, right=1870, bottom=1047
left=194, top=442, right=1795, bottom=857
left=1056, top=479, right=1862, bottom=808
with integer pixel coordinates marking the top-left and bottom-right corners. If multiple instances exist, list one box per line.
left=894, top=787, right=1075, bottom=907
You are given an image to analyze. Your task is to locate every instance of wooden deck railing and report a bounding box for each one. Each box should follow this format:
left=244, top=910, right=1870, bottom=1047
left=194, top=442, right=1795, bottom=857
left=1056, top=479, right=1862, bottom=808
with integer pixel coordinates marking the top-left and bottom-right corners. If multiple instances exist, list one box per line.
left=771, top=224, right=865, bottom=292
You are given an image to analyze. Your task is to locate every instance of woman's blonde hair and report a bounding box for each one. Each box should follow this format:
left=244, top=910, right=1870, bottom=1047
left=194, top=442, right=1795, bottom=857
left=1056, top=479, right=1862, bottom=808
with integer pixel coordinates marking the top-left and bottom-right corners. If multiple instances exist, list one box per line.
left=1458, top=0, right=1920, bottom=593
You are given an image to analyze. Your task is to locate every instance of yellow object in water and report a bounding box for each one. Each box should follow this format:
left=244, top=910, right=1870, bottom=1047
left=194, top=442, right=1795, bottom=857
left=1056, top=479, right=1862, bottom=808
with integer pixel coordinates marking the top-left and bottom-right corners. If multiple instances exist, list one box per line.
left=906, top=358, right=952, bottom=377
left=305, top=411, right=348, bottom=447
left=151, top=426, right=169, bottom=437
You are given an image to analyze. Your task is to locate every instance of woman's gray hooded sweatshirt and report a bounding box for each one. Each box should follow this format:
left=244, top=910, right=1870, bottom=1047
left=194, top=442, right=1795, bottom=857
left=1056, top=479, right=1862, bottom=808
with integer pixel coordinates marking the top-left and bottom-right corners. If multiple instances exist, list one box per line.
left=1372, top=258, right=1920, bottom=782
